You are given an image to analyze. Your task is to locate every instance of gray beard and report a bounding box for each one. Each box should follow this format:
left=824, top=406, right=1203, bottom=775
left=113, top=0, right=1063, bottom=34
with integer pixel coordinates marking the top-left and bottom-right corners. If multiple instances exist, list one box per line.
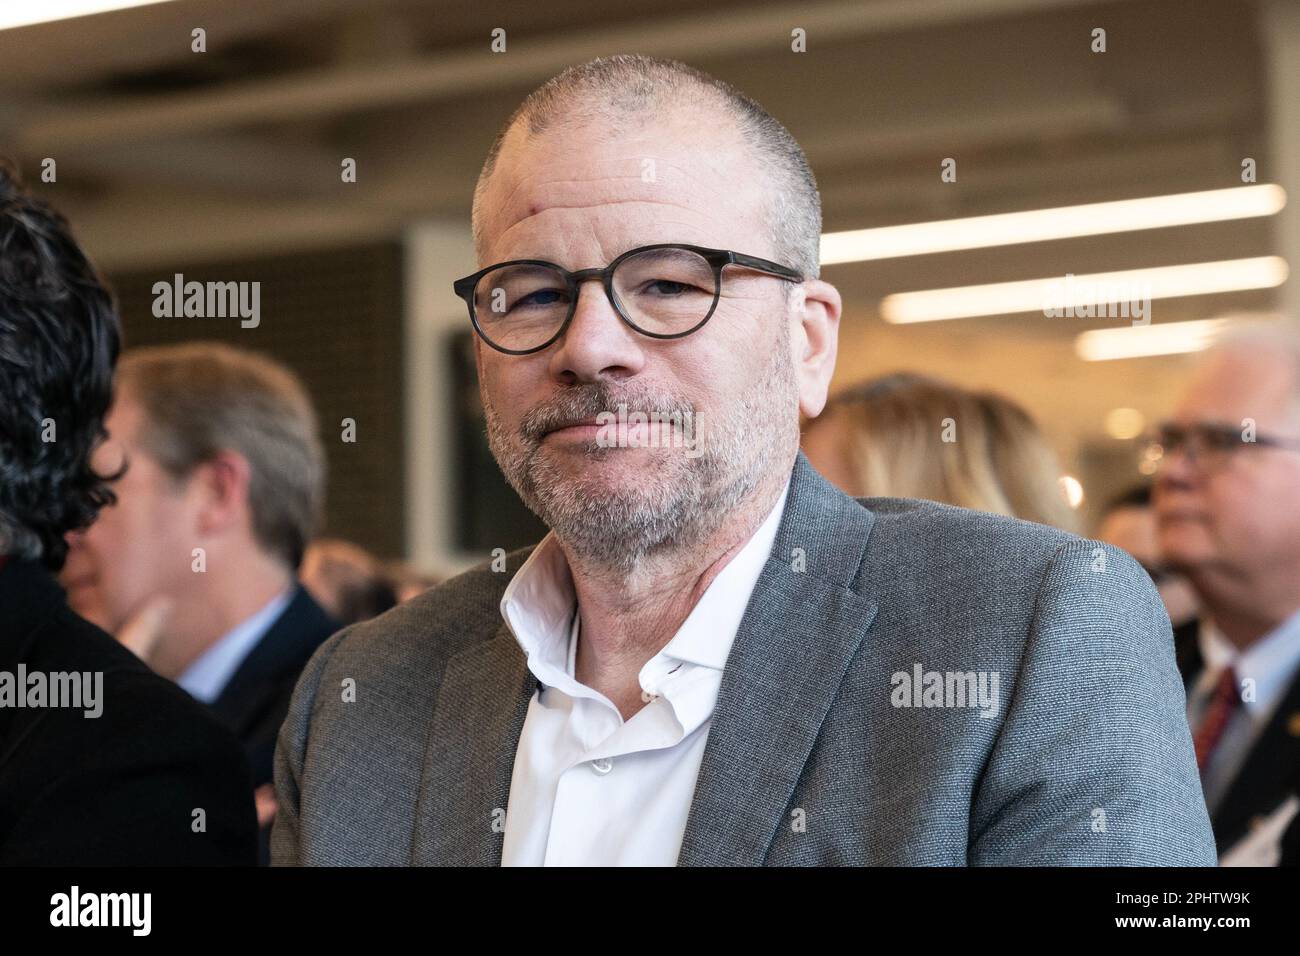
left=483, top=339, right=799, bottom=574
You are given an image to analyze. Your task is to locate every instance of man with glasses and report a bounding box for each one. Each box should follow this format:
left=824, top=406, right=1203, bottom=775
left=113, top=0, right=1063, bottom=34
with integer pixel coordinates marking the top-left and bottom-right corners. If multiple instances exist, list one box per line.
left=1151, top=324, right=1300, bottom=864
left=272, top=54, right=1214, bottom=866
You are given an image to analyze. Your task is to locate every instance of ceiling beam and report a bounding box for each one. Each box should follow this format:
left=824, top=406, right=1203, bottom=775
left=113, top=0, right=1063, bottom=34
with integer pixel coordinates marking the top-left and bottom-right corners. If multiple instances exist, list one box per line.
left=19, top=0, right=1118, bottom=150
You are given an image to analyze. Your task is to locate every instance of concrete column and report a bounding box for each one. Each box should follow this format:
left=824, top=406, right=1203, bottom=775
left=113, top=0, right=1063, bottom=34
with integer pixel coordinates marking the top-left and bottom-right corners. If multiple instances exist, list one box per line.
left=402, top=221, right=479, bottom=574
left=1262, top=0, right=1300, bottom=319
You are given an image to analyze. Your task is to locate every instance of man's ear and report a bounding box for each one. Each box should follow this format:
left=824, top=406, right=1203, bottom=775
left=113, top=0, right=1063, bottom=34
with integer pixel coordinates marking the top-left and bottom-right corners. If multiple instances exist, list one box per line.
left=192, top=450, right=253, bottom=538
left=791, top=279, right=842, bottom=420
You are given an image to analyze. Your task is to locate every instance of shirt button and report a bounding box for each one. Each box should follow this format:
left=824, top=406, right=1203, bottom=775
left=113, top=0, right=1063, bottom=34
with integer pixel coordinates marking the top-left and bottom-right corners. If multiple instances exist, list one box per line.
left=589, top=757, right=613, bottom=776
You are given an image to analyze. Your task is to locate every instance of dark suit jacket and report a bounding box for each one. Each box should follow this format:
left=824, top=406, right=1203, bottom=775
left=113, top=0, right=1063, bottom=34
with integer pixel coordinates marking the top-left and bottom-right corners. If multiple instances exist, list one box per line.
left=1212, top=667, right=1300, bottom=853
left=1179, top=617, right=1300, bottom=853
left=1280, top=770, right=1300, bottom=866
left=1172, top=618, right=1204, bottom=689
left=0, top=558, right=257, bottom=865
left=206, top=585, right=336, bottom=863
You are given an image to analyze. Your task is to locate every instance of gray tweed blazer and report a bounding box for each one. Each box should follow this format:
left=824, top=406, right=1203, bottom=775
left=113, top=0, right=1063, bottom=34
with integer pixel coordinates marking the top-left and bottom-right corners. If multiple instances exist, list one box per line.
left=272, top=451, right=1217, bottom=865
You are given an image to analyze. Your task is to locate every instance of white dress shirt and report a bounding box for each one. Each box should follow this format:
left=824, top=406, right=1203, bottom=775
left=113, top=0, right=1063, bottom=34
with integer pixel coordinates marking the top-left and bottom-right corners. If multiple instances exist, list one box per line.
left=1189, top=609, right=1300, bottom=815
left=499, top=476, right=791, bottom=866
left=176, top=587, right=294, bottom=705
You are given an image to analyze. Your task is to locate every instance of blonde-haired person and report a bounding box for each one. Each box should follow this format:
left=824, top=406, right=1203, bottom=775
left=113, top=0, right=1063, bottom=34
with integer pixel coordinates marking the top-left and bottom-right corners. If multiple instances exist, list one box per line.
left=801, top=372, right=1078, bottom=531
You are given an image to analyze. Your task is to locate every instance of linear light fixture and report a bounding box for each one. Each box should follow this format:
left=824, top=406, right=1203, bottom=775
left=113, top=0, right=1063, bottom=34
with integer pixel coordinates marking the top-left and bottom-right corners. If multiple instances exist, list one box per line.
left=879, top=256, right=1289, bottom=325
left=821, top=185, right=1286, bottom=264
left=0, top=1, right=178, bottom=31
left=1075, top=318, right=1235, bottom=361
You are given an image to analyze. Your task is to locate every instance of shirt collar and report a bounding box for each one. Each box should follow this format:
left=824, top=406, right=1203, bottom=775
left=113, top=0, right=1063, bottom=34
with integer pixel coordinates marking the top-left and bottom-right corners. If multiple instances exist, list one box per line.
left=1197, top=619, right=1237, bottom=675
left=177, top=586, right=295, bottom=704
left=652, top=475, right=790, bottom=672
left=499, top=532, right=578, bottom=693
left=1197, top=609, right=1300, bottom=715
left=500, top=474, right=792, bottom=686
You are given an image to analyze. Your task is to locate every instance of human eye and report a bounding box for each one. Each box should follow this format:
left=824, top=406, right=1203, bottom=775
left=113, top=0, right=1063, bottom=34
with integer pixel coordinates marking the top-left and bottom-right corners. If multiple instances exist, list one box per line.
left=618, top=249, right=714, bottom=300
left=515, top=286, right=569, bottom=309
left=641, top=278, right=702, bottom=296
left=1203, top=425, right=1242, bottom=451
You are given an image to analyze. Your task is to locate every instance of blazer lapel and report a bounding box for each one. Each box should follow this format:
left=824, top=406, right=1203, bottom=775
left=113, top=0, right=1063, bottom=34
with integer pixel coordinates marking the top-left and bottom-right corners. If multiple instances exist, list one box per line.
left=410, top=624, right=534, bottom=865
left=208, top=586, right=336, bottom=737
left=678, top=452, right=879, bottom=866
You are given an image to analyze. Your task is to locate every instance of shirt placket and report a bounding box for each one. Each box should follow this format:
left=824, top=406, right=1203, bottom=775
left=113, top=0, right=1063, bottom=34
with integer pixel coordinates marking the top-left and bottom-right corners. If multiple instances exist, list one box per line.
left=541, top=662, right=696, bottom=865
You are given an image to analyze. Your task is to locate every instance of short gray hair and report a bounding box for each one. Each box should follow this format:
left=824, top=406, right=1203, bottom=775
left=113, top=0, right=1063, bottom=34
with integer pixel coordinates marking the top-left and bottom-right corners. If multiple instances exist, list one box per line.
left=1209, top=320, right=1300, bottom=406
left=118, top=342, right=325, bottom=570
left=471, top=54, right=822, bottom=284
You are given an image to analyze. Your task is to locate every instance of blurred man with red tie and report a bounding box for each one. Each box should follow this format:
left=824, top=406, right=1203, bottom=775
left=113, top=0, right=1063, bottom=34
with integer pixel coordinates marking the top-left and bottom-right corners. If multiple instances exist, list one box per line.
left=1154, top=324, right=1300, bottom=865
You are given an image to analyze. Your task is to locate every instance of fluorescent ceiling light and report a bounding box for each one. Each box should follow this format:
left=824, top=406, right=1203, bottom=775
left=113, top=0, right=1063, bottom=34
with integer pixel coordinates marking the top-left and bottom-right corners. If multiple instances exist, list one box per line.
left=880, top=256, right=1289, bottom=325
left=0, top=1, right=177, bottom=31
left=1075, top=318, right=1235, bottom=362
left=821, top=185, right=1286, bottom=264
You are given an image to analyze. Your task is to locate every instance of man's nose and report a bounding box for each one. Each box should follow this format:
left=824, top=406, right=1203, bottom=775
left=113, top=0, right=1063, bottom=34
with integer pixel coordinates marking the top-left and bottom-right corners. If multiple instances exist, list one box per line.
left=547, top=279, right=646, bottom=383
left=1155, top=446, right=1199, bottom=491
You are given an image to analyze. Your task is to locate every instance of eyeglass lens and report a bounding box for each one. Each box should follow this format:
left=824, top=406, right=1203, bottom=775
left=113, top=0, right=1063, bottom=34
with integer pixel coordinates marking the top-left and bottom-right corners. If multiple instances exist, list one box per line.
left=471, top=247, right=719, bottom=351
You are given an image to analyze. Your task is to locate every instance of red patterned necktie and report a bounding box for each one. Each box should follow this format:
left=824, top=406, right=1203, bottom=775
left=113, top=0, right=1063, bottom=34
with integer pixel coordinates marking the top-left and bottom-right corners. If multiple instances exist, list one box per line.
left=1193, top=666, right=1241, bottom=771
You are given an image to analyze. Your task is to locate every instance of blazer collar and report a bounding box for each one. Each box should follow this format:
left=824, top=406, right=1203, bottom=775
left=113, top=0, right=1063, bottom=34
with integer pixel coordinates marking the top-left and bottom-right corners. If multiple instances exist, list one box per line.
left=1212, top=665, right=1300, bottom=849
left=410, top=450, right=879, bottom=865
left=207, top=585, right=338, bottom=734
left=410, top=625, right=532, bottom=865
left=677, top=451, right=878, bottom=865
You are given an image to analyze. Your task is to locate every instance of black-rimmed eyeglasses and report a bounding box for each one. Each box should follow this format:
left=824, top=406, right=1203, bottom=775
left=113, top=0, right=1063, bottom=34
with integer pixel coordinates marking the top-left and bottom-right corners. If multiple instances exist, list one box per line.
left=452, top=242, right=803, bottom=355
left=1140, top=421, right=1300, bottom=472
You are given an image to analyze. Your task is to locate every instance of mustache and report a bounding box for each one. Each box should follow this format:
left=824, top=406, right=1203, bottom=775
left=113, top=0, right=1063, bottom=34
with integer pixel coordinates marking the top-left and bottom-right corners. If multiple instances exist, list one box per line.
left=518, top=383, right=695, bottom=443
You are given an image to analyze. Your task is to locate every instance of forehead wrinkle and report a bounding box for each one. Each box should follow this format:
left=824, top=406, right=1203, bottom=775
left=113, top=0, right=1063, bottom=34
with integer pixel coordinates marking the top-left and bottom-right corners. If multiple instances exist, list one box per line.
left=483, top=126, right=754, bottom=238
left=528, top=154, right=752, bottom=213
left=502, top=170, right=685, bottom=222
left=657, top=149, right=755, bottom=194
left=494, top=169, right=644, bottom=215
left=485, top=181, right=679, bottom=260
left=492, top=198, right=710, bottom=261
left=483, top=158, right=759, bottom=252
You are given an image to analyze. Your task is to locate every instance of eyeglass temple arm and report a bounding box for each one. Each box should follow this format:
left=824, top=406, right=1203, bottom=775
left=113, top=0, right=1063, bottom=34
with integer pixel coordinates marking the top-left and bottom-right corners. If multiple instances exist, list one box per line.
left=1256, top=434, right=1300, bottom=452
left=1153, top=427, right=1300, bottom=456
left=728, top=251, right=803, bottom=281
